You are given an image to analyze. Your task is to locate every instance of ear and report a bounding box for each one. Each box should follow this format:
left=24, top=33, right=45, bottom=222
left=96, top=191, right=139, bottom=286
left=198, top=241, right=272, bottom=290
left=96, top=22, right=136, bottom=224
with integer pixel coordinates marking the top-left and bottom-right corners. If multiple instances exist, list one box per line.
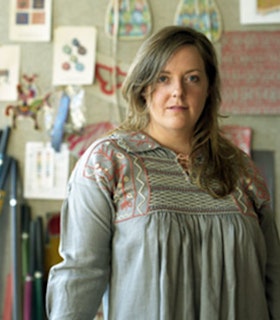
left=141, top=87, right=147, bottom=98
left=141, top=88, right=149, bottom=105
left=142, top=86, right=152, bottom=102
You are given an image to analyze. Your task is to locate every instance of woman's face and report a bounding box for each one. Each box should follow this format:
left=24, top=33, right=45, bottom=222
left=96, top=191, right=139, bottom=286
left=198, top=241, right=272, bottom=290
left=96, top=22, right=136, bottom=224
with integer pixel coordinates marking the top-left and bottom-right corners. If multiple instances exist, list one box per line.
left=145, top=45, right=209, bottom=140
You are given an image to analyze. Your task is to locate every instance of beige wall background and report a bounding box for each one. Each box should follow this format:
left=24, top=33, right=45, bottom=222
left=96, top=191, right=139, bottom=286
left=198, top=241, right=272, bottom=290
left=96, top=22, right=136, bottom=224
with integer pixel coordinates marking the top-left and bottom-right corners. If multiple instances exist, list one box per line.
left=0, top=0, right=279, bottom=271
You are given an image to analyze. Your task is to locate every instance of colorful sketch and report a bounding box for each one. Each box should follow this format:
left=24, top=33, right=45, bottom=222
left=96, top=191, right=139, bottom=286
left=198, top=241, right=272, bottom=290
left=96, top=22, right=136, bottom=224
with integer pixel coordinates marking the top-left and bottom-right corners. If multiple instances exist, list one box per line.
left=17, top=0, right=30, bottom=9
left=61, top=38, right=87, bottom=72
left=24, top=142, right=69, bottom=199
left=9, top=0, right=52, bottom=41
left=32, top=12, right=45, bottom=24
left=5, top=74, right=51, bottom=129
left=257, top=0, right=280, bottom=14
left=33, top=0, right=45, bottom=9
left=240, top=0, right=280, bottom=24
left=105, top=0, right=152, bottom=39
left=174, top=0, right=223, bottom=42
left=52, top=27, right=97, bottom=86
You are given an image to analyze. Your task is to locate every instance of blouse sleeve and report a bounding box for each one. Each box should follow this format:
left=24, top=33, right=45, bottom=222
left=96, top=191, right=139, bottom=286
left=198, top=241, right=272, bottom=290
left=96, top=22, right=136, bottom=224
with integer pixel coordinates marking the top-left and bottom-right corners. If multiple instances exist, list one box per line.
left=46, top=140, right=116, bottom=320
left=245, top=157, right=280, bottom=319
left=258, top=203, right=280, bottom=320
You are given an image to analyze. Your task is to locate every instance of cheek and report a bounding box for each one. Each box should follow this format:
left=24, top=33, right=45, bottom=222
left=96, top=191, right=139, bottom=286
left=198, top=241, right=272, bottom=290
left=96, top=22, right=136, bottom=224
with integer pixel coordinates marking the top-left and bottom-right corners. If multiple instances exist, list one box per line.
left=152, top=89, right=168, bottom=107
left=147, top=90, right=163, bottom=109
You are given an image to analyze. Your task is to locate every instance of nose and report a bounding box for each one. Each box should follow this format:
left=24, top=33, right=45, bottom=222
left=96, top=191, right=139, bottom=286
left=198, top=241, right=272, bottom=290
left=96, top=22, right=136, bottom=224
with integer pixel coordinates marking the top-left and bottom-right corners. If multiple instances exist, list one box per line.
left=172, top=79, right=185, bottom=98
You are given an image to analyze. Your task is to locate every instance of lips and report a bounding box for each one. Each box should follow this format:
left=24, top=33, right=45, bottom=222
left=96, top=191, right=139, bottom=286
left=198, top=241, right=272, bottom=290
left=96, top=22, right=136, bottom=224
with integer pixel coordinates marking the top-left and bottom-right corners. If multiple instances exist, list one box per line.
left=167, top=105, right=188, bottom=110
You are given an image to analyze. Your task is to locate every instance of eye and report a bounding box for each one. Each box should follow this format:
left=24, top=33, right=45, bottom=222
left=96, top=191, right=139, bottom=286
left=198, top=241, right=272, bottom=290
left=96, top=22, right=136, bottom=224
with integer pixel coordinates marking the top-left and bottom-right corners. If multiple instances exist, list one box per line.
left=157, top=74, right=169, bottom=83
left=187, top=74, right=200, bottom=83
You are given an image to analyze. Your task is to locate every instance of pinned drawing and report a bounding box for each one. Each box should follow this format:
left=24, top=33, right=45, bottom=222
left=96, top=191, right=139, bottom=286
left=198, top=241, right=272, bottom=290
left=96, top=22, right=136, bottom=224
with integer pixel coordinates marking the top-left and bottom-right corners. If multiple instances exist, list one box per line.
left=0, top=45, right=20, bottom=101
left=105, top=0, right=152, bottom=40
left=9, top=0, right=52, bottom=41
left=257, top=0, right=280, bottom=14
left=61, top=38, right=87, bottom=73
left=52, top=26, right=97, bottom=85
left=174, top=0, right=223, bottom=42
left=5, top=74, right=51, bottom=129
left=240, top=0, right=280, bottom=24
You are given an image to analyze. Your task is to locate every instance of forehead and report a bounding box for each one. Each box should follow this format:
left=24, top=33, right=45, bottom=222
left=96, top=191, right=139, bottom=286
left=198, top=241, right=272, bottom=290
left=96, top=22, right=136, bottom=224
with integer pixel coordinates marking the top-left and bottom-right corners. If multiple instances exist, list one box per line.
left=162, top=45, right=205, bottom=70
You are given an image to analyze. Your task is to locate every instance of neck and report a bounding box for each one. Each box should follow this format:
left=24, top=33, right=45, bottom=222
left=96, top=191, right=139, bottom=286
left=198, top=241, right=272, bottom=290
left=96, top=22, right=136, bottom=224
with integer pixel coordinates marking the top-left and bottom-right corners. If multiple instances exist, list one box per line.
left=144, top=126, right=192, bottom=155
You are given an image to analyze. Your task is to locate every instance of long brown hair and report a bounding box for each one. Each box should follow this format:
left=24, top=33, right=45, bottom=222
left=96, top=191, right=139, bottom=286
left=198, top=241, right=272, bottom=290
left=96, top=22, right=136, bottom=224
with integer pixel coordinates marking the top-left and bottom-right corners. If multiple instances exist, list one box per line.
left=120, top=25, right=245, bottom=198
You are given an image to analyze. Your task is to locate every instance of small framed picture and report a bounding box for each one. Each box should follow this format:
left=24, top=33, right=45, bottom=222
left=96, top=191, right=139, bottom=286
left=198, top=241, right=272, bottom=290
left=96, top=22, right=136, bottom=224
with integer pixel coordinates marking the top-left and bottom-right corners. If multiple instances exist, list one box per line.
left=240, top=0, right=280, bottom=24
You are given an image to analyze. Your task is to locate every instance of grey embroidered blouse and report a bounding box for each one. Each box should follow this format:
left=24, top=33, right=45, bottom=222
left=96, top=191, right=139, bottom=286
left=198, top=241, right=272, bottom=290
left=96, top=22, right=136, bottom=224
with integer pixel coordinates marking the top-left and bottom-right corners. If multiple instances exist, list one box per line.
left=46, top=131, right=280, bottom=320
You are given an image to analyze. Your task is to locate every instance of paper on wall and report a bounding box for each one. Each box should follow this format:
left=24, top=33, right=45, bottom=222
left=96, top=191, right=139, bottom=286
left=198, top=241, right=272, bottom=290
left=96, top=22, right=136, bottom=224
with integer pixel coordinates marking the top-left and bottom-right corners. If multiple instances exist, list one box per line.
left=52, top=26, right=97, bottom=86
left=0, top=45, right=20, bottom=101
left=24, top=142, right=69, bottom=199
left=240, top=0, right=280, bottom=24
left=9, top=0, right=52, bottom=42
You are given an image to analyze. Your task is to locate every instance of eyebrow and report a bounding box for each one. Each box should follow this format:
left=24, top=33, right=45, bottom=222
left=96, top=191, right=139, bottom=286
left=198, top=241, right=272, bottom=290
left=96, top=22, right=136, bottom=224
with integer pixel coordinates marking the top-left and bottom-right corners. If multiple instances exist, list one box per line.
left=160, top=68, right=203, bottom=74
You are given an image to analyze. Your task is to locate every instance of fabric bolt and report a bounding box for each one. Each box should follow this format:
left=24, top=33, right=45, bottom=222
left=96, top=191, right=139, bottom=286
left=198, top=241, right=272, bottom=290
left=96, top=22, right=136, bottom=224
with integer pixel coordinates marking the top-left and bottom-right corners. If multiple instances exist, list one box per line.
left=46, top=131, right=280, bottom=320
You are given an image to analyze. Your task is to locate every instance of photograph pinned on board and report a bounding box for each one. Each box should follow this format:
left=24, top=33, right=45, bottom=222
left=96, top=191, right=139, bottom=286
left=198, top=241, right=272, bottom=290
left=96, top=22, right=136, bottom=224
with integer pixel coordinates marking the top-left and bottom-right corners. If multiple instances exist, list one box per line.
left=52, top=26, right=97, bottom=86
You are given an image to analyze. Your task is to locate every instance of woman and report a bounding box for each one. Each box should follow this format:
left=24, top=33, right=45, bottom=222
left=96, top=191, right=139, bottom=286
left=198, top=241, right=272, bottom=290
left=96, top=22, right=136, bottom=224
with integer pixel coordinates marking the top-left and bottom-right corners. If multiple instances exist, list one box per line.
left=46, top=26, right=280, bottom=319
